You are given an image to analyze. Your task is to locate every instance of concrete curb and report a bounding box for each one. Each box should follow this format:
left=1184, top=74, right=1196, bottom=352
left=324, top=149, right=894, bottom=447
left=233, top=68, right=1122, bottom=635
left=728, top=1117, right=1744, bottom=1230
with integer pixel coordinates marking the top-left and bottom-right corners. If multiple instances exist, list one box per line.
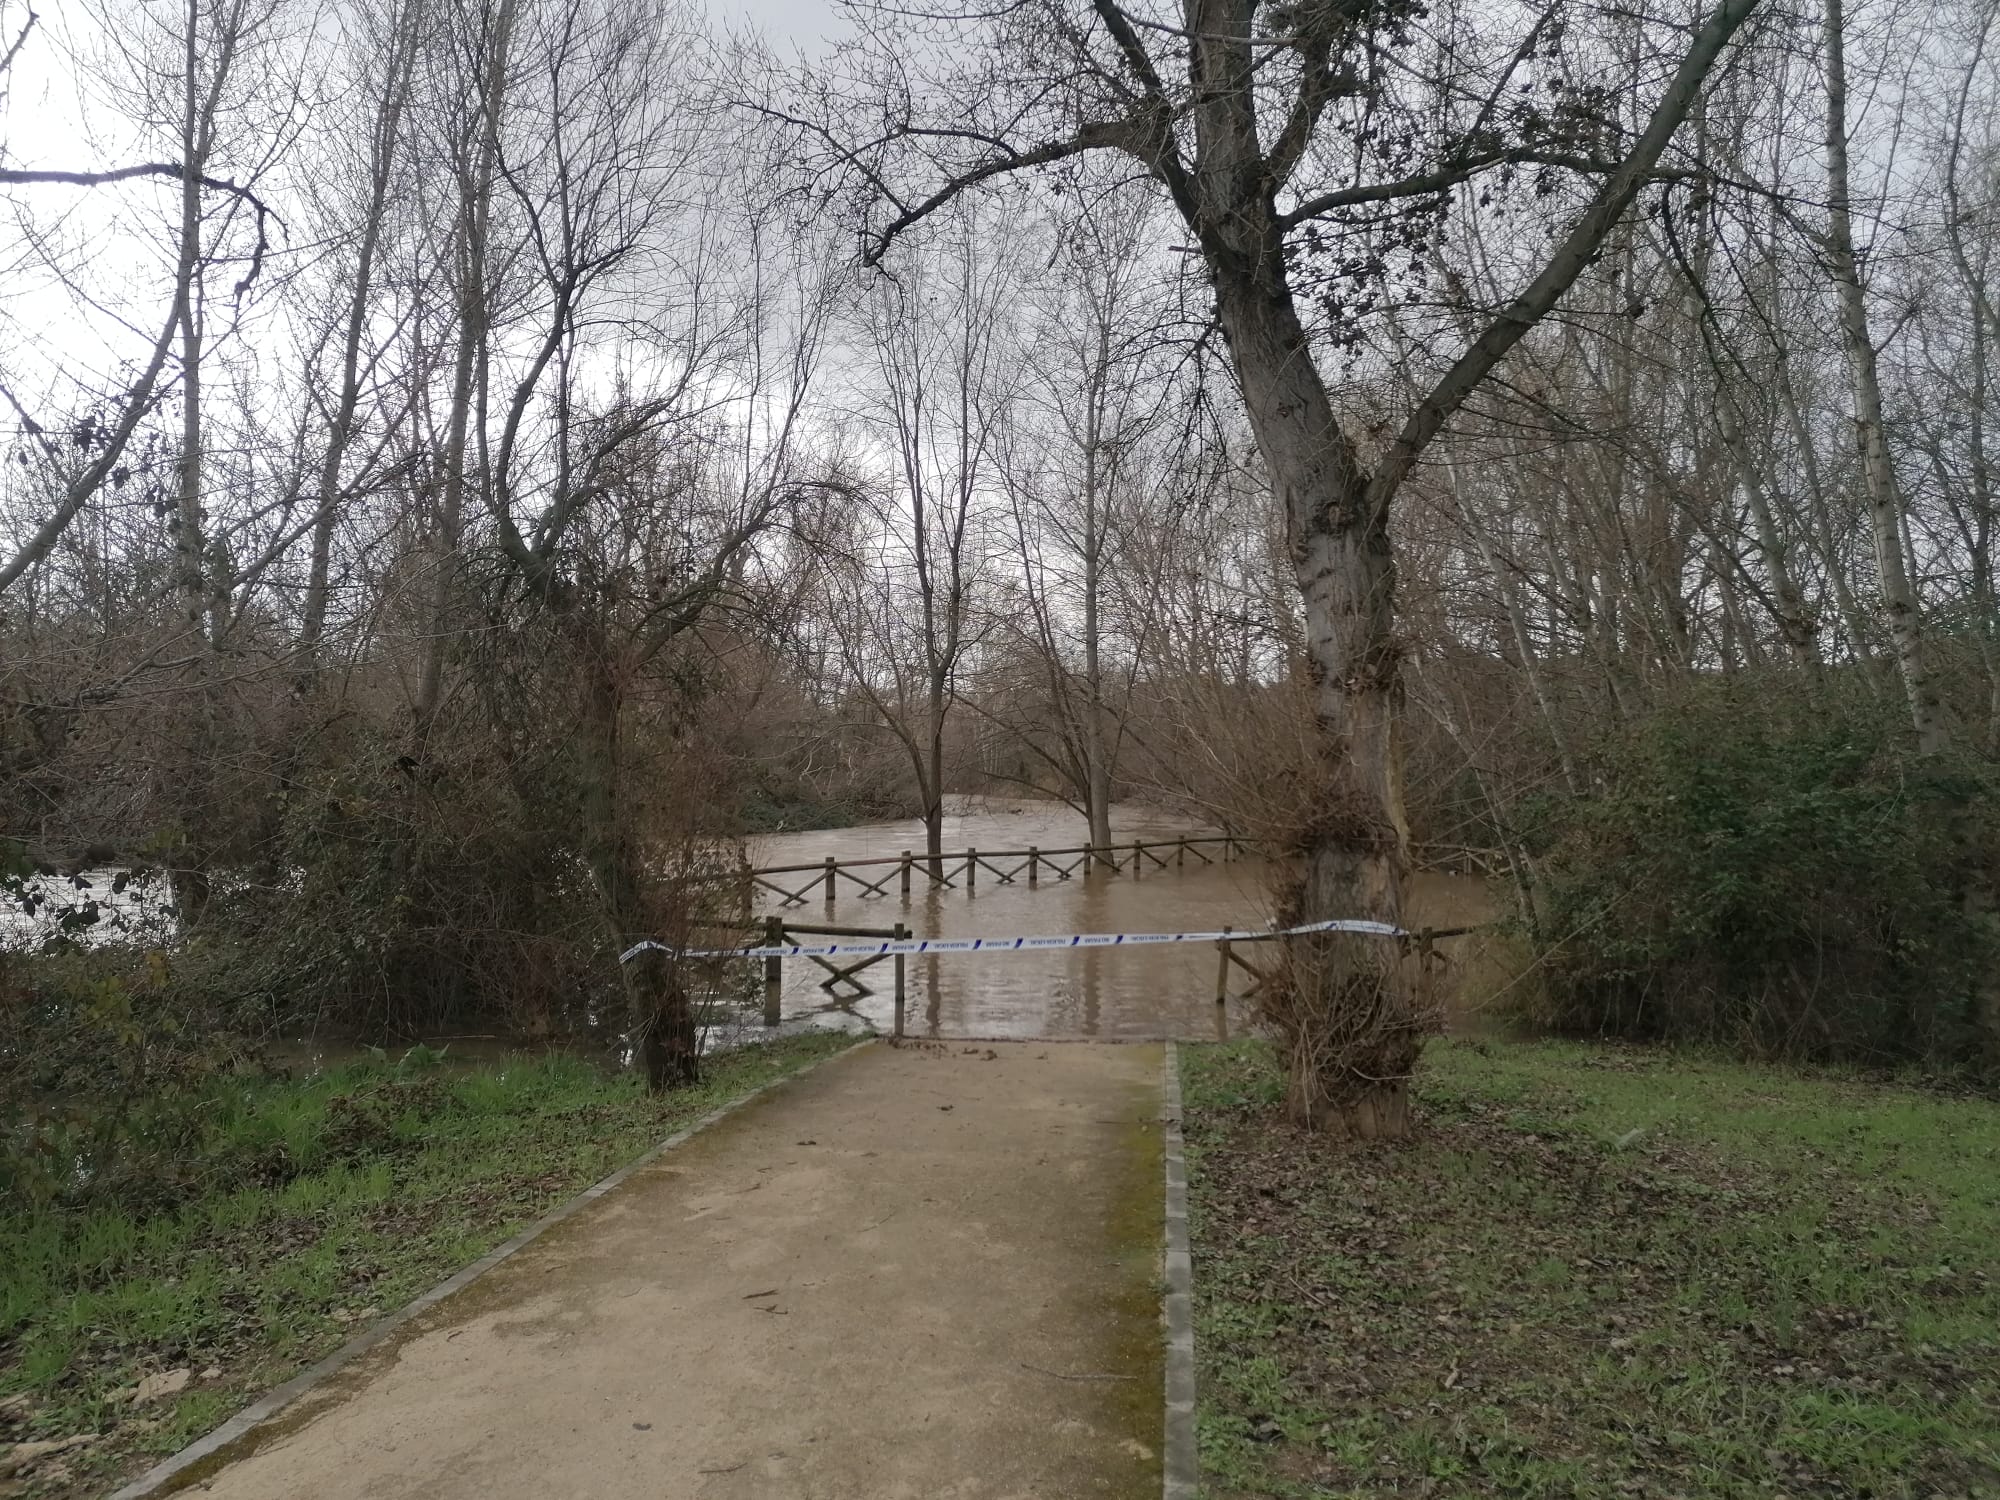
left=106, top=1037, right=875, bottom=1500
left=1161, top=1042, right=1197, bottom=1500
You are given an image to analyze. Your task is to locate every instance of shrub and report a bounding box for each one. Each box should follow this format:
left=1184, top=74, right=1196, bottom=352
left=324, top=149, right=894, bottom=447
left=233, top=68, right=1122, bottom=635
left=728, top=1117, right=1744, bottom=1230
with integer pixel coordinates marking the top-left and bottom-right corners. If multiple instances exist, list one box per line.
left=199, top=727, right=619, bottom=1042
left=1512, top=676, right=2000, bottom=1069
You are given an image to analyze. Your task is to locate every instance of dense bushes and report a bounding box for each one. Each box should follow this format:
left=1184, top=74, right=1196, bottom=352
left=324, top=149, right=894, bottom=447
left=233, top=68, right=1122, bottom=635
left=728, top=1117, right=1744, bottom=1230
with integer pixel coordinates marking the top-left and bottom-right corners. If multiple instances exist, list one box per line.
left=1513, top=676, right=2000, bottom=1069
left=204, top=727, right=619, bottom=1042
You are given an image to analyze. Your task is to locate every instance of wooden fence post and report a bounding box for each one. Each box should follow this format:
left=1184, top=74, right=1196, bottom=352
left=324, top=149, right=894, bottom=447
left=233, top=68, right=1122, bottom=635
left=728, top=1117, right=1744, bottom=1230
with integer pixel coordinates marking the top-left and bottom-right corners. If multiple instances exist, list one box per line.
left=1028, top=846, right=1038, bottom=887
left=763, top=916, right=783, bottom=1026
left=1133, top=839, right=1144, bottom=878
left=1176, top=840, right=1185, bottom=870
left=1214, top=926, right=1232, bottom=1005
left=823, top=856, right=837, bottom=905
left=900, top=851, right=912, bottom=899
left=966, top=848, right=977, bottom=892
left=893, top=923, right=908, bottom=1039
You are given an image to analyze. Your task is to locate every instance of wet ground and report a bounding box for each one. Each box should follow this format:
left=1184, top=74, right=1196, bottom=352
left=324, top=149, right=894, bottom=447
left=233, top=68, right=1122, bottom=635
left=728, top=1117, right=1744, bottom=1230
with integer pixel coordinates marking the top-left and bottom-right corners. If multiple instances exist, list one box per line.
left=735, top=799, right=1500, bottom=1043
left=149, top=1041, right=1166, bottom=1500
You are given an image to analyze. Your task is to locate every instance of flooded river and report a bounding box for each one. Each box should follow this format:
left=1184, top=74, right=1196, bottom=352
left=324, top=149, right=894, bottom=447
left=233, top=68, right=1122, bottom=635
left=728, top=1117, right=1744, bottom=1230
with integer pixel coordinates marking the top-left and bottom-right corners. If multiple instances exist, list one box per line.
left=735, top=798, right=1499, bottom=1043
left=4, top=796, right=1505, bottom=1060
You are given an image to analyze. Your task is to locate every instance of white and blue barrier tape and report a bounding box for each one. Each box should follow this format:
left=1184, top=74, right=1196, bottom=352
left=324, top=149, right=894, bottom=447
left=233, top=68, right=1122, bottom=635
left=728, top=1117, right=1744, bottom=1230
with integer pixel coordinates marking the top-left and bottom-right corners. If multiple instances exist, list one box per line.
left=618, top=917, right=1405, bottom=966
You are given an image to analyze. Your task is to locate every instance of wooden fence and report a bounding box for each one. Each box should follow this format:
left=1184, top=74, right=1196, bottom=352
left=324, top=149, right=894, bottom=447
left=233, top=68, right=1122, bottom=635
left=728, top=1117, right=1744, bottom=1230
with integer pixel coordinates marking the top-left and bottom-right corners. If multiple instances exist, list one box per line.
left=701, top=912, right=1488, bottom=1038
left=712, top=834, right=1501, bottom=909
left=720, top=834, right=1247, bottom=908
left=1208, top=922, right=1486, bottom=1005
left=686, top=832, right=1501, bottom=1036
left=731, top=916, right=913, bottom=1036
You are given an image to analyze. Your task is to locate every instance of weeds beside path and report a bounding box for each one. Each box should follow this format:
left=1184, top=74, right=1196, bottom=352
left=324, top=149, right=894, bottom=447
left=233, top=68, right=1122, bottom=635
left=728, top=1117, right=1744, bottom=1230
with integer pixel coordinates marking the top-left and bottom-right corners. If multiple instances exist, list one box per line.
left=1182, top=1038, right=2000, bottom=1499
left=0, top=1032, right=854, bottom=1500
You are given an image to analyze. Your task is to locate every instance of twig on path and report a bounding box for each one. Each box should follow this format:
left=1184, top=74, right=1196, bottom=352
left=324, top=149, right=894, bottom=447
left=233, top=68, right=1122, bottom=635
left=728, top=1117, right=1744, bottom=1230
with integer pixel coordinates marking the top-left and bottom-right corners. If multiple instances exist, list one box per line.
left=697, top=1462, right=747, bottom=1474
left=1285, top=1269, right=1330, bottom=1309
left=741, top=1289, right=779, bottom=1299
left=1018, top=1363, right=1136, bottom=1382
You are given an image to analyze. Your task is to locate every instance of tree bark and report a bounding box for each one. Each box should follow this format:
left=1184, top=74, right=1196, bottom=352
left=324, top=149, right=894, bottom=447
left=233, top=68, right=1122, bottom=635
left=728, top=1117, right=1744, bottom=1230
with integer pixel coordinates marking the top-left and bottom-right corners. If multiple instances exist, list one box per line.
left=1210, top=265, right=1418, bottom=1138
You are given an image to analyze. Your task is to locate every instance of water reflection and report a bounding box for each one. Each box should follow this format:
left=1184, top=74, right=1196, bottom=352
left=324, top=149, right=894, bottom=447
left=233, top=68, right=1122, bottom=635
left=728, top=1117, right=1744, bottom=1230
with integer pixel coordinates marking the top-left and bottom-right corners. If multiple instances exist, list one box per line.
left=9, top=796, right=1499, bottom=1056
left=744, top=799, right=1275, bottom=1040
left=735, top=798, right=1501, bottom=1041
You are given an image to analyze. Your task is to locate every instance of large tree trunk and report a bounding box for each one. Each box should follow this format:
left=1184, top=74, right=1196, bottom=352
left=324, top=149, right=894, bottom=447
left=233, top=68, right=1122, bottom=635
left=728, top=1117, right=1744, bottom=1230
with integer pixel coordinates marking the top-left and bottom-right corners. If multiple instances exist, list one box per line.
left=1211, top=267, right=1424, bottom=1139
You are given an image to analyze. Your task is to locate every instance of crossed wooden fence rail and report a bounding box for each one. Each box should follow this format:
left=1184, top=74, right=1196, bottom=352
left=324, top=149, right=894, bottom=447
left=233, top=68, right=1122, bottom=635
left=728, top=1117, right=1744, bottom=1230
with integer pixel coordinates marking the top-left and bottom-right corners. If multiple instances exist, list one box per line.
left=1207, top=923, right=1484, bottom=1009
left=698, top=911, right=1486, bottom=1041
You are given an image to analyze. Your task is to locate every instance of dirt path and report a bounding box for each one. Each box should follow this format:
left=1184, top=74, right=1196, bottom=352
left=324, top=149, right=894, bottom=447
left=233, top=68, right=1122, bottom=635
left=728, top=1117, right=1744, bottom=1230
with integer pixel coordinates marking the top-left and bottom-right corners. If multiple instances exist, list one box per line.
left=166, top=1041, right=1165, bottom=1500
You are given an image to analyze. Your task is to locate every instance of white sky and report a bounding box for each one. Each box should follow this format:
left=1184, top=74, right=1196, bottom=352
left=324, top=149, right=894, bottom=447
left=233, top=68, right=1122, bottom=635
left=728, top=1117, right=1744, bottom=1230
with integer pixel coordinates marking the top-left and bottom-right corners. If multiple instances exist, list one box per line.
left=0, top=0, right=850, bottom=444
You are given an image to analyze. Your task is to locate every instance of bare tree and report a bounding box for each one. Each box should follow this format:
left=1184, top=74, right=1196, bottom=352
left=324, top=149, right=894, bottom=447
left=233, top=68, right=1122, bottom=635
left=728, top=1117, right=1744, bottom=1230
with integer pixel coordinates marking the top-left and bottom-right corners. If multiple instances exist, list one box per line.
left=988, top=192, right=1190, bottom=858
left=1819, top=0, right=1949, bottom=752
left=770, top=0, right=1766, bottom=1133
left=830, top=203, right=1013, bottom=868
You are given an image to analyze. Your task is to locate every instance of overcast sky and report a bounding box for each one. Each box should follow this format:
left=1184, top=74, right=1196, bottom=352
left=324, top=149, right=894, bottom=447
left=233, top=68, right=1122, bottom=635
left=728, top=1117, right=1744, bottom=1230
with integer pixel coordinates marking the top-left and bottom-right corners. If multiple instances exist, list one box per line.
left=716, top=0, right=844, bottom=50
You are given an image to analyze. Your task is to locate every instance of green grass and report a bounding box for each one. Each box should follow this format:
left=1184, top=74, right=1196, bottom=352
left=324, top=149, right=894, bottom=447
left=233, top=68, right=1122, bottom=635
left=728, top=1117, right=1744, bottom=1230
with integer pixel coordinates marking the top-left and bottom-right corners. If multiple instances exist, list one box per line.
left=0, top=1032, right=855, bottom=1498
left=1181, top=1037, right=2000, bottom=1499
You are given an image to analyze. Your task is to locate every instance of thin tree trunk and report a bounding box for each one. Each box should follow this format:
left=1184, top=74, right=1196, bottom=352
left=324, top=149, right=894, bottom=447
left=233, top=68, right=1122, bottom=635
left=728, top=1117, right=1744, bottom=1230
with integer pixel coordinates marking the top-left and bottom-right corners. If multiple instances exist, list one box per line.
left=1082, top=352, right=1113, bottom=862
left=301, top=5, right=417, bottom=682
left=575, top=630, right=696, bottom=1090
left=925, top=672, right=946, bottom=870
left=1454, top=467, right=1581, bottom=792
left=417, top=0, right=516, bottom=741
left=1823, top=0, right=1948, bottom=752
left=170, top=0, right=214, bottom=926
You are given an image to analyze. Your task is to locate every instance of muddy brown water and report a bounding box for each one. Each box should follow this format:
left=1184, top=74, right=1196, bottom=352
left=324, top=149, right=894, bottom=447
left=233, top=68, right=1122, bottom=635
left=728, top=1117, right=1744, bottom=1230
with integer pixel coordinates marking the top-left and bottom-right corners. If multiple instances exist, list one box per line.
left=735, top=798, right=1501, bottom=1043
left=10, top=797, right=1506, bottom=1064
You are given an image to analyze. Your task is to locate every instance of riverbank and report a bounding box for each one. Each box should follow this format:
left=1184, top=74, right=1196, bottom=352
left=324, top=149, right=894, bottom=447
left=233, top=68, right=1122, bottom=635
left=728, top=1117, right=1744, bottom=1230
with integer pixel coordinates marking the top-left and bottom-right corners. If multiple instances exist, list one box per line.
left=1182, top=1038, right=2000, bottom=1498
left=0, top=1032, right=853, bottom=1500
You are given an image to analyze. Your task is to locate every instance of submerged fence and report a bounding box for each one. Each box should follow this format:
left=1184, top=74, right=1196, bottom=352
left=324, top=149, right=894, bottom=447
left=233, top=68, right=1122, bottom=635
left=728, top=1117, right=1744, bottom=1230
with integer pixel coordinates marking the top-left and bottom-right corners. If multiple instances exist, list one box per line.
left=710, top=834, right=1246, bottom=908
left=649, top=831, right=1499, bottom=1036
left=699, top=833, right=1503, bottom=909
left=633, top=913, right=1481, bottom=1040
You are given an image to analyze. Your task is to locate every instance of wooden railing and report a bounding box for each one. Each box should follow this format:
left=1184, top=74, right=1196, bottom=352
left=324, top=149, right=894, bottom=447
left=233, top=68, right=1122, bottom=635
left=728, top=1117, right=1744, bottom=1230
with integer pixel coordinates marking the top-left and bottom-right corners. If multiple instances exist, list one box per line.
left=1209, top=922, right=1487, bottom=1004
left=712, top=834, right=1501, bottom=908
left=710, top=915, right=914, bottom=1035
left=721, top=834, right=1248, bottom=908
left=700, top=909, right=1488, bottom=1036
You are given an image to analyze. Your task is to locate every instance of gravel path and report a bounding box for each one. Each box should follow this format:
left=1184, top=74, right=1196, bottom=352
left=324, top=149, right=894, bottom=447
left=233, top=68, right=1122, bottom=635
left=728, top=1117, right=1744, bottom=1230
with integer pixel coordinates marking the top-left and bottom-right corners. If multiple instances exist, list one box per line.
left=170, top=1040, right=1165, bottom=1500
